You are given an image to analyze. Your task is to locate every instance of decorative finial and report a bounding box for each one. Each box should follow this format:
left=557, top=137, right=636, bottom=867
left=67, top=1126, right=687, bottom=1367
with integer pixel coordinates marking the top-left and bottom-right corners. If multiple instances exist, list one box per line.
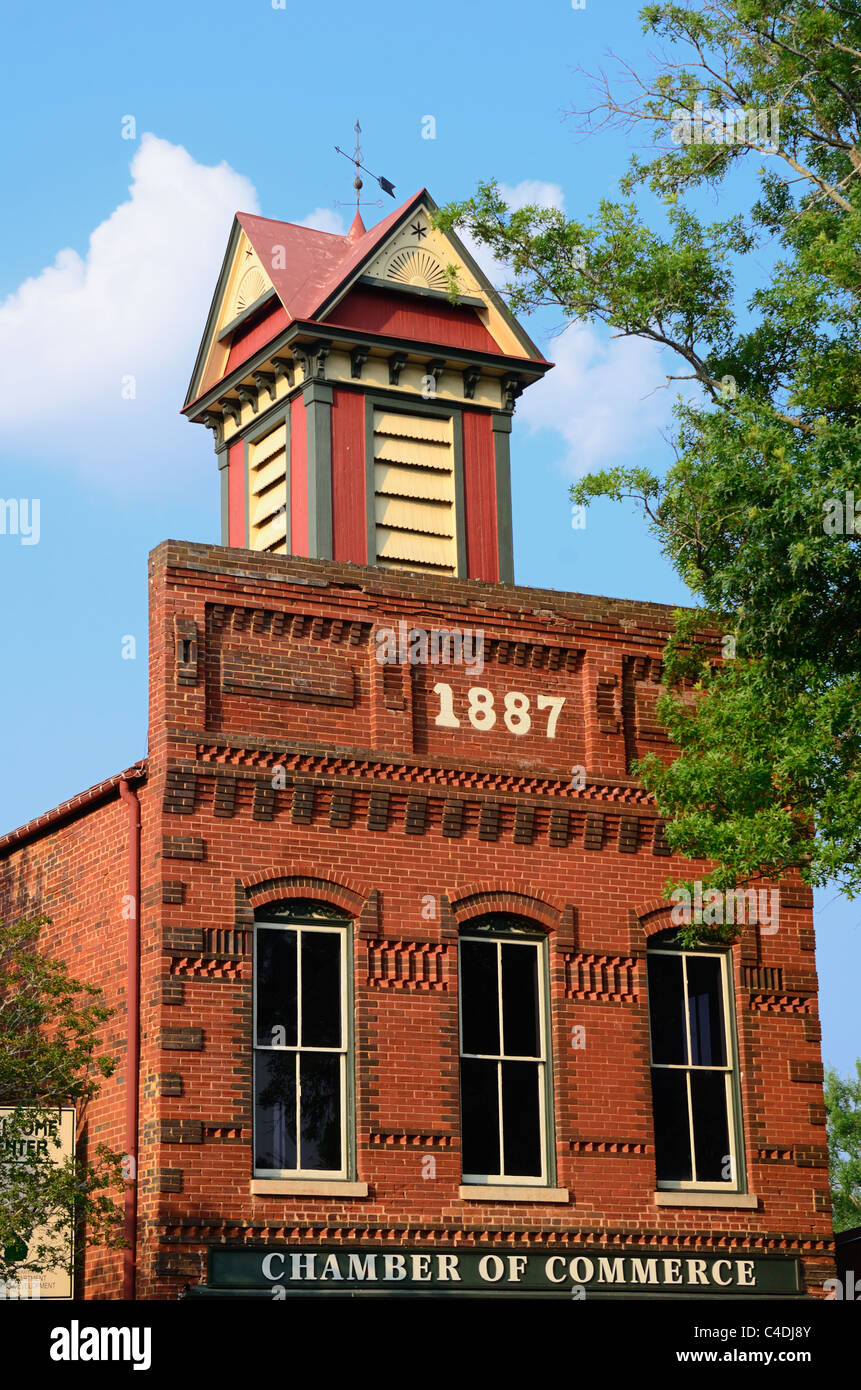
left=334, top=123, right=396, bottom=216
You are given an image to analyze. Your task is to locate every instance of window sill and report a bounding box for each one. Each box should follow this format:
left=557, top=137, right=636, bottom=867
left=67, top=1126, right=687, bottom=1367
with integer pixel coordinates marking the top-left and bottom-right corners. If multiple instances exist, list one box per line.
left=250, top=1179, right=369, bottom=1198
left=459, top=1185, right=570, bottom=1203
left=653, top=1190, right=758, bottom=1209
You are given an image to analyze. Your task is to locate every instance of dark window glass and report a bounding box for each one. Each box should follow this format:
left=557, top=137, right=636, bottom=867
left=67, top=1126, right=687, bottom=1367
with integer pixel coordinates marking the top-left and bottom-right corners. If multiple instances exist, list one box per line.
left=686, top=956, right=727, bottom=1066
left=255, top=927, right=297, bottom=1048
left=301, top=931, right=342, bottom=1048
left=501, top=1061, right=542, bottom=1177
left=299, top=1052, right=341, bottom=1171
left=501, top=944, right=540, bottom=1058
left=691, top=1071, right=731, bottom=1182
left=651, top=1068, right=692, bottom=1182
left=647, top=953, right=687, bottom=1064
left=461, top=1058, right=500, bottom=1175
left=254, top=1051, right=296, bottom=1170
left=460, top=940, right=499, bottom=1055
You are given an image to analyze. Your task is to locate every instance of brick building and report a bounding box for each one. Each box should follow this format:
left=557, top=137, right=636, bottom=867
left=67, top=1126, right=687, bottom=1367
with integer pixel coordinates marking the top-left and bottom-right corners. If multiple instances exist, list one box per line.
left=0, top=187, right=834, bottom=1300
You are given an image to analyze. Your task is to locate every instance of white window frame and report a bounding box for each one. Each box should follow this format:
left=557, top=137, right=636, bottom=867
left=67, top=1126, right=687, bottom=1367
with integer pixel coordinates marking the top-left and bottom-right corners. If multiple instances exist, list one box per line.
left=253, top=920, right=348, bottom=1180
left=458, top=930, right=550, bottom=1187
left=648, top=946, right=741, bottom=1191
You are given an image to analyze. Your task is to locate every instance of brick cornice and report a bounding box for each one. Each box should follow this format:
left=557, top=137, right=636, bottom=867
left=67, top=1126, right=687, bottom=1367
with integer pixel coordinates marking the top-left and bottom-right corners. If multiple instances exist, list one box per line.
left=182, top=742, right=655, bottom=803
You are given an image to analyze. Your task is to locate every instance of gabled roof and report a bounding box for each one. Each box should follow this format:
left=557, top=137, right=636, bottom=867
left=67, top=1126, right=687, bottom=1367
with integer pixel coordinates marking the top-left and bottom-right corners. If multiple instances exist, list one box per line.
left=184, top=188, right=548, bottom=410
left=235, top=193, right=419, bottom=327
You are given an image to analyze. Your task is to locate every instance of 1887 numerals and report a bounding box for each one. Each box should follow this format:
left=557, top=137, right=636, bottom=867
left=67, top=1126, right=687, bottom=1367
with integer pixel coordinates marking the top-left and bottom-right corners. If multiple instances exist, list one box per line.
left=432, top=684, right=566, bottom=738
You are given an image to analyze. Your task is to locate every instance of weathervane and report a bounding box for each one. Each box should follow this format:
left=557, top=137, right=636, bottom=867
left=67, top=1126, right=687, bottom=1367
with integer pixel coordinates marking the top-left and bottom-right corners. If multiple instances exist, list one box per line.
left=334, top=121, right=396, bottom=211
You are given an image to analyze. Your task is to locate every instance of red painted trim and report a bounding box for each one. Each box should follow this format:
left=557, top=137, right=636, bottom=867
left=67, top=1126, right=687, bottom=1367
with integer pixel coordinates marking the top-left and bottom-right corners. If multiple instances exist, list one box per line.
left=462, top=411, right=499, bottom=581
left=227, top=441, right=246, bottom=547
left=331, top=389, right=367, bottom=564
left=224, top=304, right=289, bottom=374
left=290, top=395, right=308, bottom=555
left=327, top=286, right=501, bottom=355
left=118, top=779, right=141, bottom=1303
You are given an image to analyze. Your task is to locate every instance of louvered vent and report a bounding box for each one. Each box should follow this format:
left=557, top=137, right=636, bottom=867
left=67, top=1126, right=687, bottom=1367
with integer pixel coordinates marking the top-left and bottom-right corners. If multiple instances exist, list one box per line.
left=248, top=422, right=287, bottom=553
left=372, top=410, right=456, bottom=574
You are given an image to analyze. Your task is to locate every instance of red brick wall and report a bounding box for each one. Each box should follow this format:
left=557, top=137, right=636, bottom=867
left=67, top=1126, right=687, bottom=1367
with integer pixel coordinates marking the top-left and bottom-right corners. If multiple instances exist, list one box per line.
left=0, top=540, right=834, bottom=1300
left=0, top=787, right=154, bottom=1299
left=136, top=541, right=834, bottom=1298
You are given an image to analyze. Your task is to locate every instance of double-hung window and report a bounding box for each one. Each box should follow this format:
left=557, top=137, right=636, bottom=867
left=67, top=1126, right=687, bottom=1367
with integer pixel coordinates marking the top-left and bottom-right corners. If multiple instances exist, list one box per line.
left=647, top=934, right=742, bottom=1189
left=253, top=901, right=350, bottom=1179
left=458, top=916, right=551, bottom=1185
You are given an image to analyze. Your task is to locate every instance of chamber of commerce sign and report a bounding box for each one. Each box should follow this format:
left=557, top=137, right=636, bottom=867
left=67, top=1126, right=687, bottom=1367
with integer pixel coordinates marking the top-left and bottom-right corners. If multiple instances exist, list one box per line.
left=201, top=1247, right=802, bottom=1297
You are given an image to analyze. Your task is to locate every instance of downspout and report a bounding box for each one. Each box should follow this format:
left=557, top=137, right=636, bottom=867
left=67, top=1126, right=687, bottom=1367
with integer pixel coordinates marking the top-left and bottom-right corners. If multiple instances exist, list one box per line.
left=119, top=779, right=141, bottom=1301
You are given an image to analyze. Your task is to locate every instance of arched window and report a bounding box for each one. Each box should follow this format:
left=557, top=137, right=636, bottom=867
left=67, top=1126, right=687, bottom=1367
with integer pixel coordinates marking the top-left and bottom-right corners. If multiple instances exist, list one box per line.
left=253, top=900, right=352, bottom=1179
left=646, top=929, right=743, bottom=1190
left=458, top=914, right=552, bottom=1186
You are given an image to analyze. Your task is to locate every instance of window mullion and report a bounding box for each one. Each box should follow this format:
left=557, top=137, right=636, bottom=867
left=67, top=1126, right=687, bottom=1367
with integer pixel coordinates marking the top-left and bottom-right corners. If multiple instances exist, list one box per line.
left=497, top=1060, right=505, bottom=1180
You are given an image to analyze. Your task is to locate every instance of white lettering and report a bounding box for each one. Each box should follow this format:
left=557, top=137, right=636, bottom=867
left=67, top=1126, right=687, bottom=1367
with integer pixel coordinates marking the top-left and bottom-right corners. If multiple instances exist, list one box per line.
left=630, top=1258, right=659, bottom=1284
left=436, top=1254, right=461, bottom=1281
left=478, top=1255, right=505, bottom=1283
left=290, top=1253, right=317, bottom=1280
left=319, top=1253, right=343, bottom=1280
left=545, top=1256, right=567, bottom=1284
left=712, top=1259, right=733, bottom=1286
left=346, top=1253, right=377, bottom=1280
left=383, top=1254, right=407, bottom=1281
left=261, top=1253, right=285, bottom=1281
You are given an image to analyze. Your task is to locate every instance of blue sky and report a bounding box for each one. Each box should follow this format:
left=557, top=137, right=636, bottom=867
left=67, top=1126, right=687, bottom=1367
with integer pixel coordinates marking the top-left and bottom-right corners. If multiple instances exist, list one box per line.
left=0, top=0, right=857, bottom=1077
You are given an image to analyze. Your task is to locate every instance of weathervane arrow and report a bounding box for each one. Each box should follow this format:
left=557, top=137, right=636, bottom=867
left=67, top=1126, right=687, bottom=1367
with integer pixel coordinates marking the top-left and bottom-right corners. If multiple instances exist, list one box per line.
left=335, top=121, right=396, bottom=209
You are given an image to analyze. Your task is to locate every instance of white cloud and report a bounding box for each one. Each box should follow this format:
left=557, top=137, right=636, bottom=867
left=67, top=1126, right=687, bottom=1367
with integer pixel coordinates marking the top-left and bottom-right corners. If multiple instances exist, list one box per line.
left=0, top=134, right=260, bottom=490
left=518, top=322, right=674, bottom=476
left=498, top=180, right=565, bottom=213
left=298, top=207, right=347, bottom=235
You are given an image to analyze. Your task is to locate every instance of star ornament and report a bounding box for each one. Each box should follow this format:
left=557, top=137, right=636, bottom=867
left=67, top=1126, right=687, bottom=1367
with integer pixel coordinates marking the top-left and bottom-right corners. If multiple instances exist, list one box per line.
left=410, top=221, right=427, bottom=241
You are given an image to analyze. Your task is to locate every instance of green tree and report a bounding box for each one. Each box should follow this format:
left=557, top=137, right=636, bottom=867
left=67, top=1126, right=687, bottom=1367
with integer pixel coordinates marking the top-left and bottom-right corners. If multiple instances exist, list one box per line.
left=436, top=0, right=861, bottom=920
left=0, top=916, right=125, bottom=1287
left=825, top=1060, right=861, bottom=1231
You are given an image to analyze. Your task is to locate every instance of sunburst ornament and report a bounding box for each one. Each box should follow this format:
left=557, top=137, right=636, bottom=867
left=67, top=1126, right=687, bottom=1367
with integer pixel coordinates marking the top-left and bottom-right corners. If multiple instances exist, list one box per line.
left=387, top=249, right=449, bottom=291
left=234, top=266, right=268, bottom=315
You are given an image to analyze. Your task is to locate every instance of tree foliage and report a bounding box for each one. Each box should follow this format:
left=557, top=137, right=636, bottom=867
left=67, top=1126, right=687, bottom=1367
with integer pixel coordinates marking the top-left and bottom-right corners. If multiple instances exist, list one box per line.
left=436, top=0, right=861, bottom=906
left=0, top=916, right=125, bottom=1284
left=825, top=1060, right=861, bottom=1232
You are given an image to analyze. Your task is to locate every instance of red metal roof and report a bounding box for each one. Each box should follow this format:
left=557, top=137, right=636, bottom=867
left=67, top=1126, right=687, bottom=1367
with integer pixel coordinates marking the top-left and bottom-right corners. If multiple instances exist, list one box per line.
left=236, top=189, right=426, bottom=328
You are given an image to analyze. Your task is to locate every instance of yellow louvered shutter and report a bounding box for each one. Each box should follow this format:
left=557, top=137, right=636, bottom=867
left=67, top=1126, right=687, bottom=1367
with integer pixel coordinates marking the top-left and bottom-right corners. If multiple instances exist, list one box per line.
left=372, top=410, right=456, bottom=573
left=248, top=422, right=287, bottom=553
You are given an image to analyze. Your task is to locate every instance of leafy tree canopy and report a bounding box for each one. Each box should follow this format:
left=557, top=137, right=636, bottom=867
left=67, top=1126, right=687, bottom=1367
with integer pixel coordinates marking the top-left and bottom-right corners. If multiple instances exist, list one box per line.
left=436, top=0, right=861, bottom=916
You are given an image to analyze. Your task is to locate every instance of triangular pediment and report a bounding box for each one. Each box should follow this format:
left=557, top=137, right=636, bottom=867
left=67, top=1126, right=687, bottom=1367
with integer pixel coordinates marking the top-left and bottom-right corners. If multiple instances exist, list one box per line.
left=187, top=222, right=280, bottom=405
left=319, top=194, right=545, bottom=363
